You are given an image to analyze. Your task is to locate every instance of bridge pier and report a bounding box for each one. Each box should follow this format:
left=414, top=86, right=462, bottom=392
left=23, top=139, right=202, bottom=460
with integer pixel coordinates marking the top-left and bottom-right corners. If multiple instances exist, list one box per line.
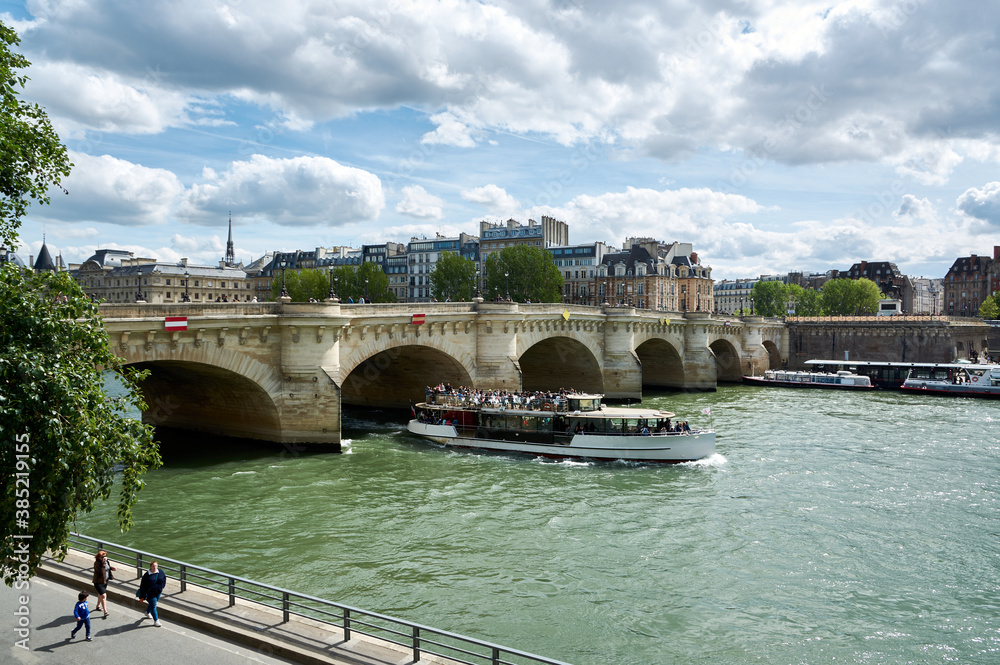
left=601, top=308, right=643, bottom=400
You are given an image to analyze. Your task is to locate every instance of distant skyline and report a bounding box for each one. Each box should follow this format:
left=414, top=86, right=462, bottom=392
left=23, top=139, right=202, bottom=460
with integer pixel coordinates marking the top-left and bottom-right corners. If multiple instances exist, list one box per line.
left=2, top=0, right=999, bottom=280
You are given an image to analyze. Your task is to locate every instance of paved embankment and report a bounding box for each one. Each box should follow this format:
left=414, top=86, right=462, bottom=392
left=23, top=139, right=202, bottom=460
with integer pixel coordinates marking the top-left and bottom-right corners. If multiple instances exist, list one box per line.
left=4, top=548, right=458, bottom=665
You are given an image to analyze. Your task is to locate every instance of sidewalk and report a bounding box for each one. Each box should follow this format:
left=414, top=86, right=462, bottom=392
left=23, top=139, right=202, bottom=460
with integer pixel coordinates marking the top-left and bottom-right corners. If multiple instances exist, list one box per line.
left=2, top=575, right=300, bottom=665
left=7, top=548, right=459, bottom=665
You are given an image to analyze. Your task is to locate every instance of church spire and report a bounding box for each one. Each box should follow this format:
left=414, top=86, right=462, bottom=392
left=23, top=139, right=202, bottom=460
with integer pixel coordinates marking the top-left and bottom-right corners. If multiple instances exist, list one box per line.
left=225, top=212, right=236, bottom=267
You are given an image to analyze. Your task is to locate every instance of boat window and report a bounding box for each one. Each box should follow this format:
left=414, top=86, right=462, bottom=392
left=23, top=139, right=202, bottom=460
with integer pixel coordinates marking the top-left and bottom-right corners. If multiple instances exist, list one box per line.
left=506, top=415, right=522, bottom=431
left=536, top=417, right=553, bottom=433
left=570, top=398, right=600, bottom=412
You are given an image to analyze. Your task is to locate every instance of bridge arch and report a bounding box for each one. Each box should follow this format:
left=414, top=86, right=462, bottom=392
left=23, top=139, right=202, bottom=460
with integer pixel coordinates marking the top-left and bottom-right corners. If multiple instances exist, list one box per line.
left=761, top=340, right=781, bottom=371
left=634, top=338, right=685, bottom=389
left=129, top=359, right=283, bottom=441
left=340, top=343, right=474, bottom=407
left=517, top=336, right=604, bottom=393
left=709, top=338, right=743, bottom=382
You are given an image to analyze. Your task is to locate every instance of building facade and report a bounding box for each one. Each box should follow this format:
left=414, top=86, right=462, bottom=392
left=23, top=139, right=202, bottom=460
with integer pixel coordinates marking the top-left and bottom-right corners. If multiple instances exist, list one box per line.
left=844, top=260, right=914, bottom=313
left=594, top=240, right=713, bottom=312
left=944, top=254, right=992, bottom=316
left=550, top=241, right=614, bottom=305
left=478, top=216, right=569, bottom=266
left=407, top=233, right=478, bottom=302
left=73, top=252, right=251, bottom=304
left=713, top=278, right=758, bottom=315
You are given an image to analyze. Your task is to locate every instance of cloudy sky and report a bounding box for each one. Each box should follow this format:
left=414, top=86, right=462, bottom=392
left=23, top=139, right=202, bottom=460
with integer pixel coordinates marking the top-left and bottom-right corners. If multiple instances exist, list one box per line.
left=3, top=0, right=999, bottom=280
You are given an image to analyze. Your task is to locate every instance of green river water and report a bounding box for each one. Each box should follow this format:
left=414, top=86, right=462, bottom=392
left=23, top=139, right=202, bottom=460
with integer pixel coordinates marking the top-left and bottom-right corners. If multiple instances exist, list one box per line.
left=78, top=386, right=1000, bottom=664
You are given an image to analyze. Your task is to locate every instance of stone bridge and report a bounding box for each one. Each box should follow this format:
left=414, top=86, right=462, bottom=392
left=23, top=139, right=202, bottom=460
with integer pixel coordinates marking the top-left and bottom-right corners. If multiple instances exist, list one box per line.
left=100, top=302, right=786, bottom=448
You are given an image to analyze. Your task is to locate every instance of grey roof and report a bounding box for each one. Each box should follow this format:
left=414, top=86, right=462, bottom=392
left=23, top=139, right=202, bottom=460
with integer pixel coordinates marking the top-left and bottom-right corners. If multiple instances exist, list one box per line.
left=81, top=248, right=134, bottom=268
left=33, top=242, right=56, bottom=272
left=103, top=263, right=247, bottom=279
left=0, top=248, right=27, bottom=268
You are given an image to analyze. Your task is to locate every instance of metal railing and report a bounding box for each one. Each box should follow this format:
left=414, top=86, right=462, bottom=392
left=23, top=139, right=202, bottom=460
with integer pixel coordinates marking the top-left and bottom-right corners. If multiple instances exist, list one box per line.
left=68, top=533, right=571, bottom=665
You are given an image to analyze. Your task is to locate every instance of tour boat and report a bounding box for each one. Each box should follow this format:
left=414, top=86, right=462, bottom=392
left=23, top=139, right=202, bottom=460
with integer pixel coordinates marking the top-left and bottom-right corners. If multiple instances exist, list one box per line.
left=406, top=391, right=715, bottom=463
left=900, top=363, right=1000, bottom=398
left=742, top=369, right=874, bottom=390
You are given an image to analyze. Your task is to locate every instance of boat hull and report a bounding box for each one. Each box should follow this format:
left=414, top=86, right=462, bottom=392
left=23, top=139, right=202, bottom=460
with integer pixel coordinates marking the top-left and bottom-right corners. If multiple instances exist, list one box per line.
left=406, top=421, right=715, bottom=463
left=901, top=382, right=1000, bottom=398
left=741, top=375, right=874, bottom=390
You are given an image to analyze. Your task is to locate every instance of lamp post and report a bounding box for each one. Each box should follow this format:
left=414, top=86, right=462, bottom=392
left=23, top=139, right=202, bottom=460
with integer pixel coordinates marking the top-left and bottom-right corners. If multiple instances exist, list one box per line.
left=739, top=296, right=744, bottom=317
left=280, top=267, right=289, bottom=299
left=365, top=277, right=370, bottom=303
left=327, top=267, right=339, bottom=302
left=504, top=270, right=509, bottom=302
left=182, top=271, right=190, bottom=302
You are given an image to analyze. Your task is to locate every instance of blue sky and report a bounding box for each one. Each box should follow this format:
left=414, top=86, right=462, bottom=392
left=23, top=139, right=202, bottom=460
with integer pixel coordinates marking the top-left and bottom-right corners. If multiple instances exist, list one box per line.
left=3, top=0, right=999, bottom=280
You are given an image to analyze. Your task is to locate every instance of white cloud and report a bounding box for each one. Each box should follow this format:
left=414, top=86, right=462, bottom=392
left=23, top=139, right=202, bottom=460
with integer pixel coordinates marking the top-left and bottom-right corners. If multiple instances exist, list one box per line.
left=461, top=184, right=520, bottom=216
left=546, top=186, right=767, bottom=247
left=420, top=112, right=475, bottom=148
left=37, top=152, right=185, bottom=226
left=179, top=154, right=384, bottom=227
left=894, top=194, right=937, bottom=222
left=956, top=182, right=1000, bottom=226
left=26, top=61, right=198, bottom=137
left=12, top=0, right=1000, bottom=177
left=395, top=185, right=444, bottom=219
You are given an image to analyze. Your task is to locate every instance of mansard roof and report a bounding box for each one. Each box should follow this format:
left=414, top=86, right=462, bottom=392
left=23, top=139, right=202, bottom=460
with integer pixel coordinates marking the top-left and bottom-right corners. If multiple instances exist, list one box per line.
left=600, top=245, right=655, bottom=274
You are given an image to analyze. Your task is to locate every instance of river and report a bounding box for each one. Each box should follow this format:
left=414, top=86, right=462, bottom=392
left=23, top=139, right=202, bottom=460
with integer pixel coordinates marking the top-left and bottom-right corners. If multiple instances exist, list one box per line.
left=78, top=385, right=1000, bottom=664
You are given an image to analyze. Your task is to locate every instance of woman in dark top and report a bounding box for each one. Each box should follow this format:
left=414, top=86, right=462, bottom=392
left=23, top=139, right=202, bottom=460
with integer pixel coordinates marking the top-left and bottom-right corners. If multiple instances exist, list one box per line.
left=137, top=561, right=167, bottom=627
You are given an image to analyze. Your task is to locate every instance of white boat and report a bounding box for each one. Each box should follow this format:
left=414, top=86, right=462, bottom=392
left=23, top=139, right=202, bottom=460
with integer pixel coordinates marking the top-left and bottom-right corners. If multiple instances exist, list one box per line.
left=742, top=369, right=873, bottom=390
left=406, top=392, right=715, bottom=463
left=900, top=363, right=1000, bottom=398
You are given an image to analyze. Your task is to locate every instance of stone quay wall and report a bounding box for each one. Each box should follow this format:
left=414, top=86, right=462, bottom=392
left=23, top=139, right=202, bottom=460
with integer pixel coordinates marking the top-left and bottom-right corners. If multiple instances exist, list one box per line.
left=785, top=316, right=992, bottom=368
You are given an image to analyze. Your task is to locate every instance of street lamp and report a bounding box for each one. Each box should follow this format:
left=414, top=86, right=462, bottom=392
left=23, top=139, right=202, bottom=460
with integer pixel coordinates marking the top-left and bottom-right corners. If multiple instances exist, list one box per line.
left=327, top=267, right=339, bottom=302
left=182, top=271, right=190, bottom=302
left=365, top=277, right=370, bottom=303
left=504, top=270, right=509, bottom=302
left=280, top=267, right=289, bottom=299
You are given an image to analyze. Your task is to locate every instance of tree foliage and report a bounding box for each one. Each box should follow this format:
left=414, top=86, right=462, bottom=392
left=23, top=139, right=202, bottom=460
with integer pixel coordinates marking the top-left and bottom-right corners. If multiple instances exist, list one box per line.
left=483, top=245, right=563, bottom=303
left=979, top=294, right=999, bottom=320
left=1, top=266, right=161, bottom=585
left=270, top=263, right=395, bottom=303
left=750, top=280, right=788, bottom=316
left=0, top=23, right=72, bottom=248
left=430, top=251, right=477, bottom=301
left=1, top=25, right=157, bottom=585
left=789, top=284, right=823, bottom=316
left=820, top=278, right=882, bottom=315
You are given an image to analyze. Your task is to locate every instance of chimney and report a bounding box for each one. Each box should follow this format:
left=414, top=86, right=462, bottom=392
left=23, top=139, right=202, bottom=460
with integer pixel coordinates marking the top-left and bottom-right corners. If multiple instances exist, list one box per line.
left=180, top=258, right=188, bottom=267
left=994, top=245, right=1000, bottom=260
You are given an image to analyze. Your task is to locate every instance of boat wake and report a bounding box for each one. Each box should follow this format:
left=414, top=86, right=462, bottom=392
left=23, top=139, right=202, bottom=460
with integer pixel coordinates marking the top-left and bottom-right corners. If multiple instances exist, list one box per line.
left=682, top=453, right=727, bottom=468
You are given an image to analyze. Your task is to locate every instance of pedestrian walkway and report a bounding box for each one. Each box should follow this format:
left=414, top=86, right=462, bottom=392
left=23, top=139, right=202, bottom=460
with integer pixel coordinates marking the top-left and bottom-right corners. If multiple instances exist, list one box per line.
left=2, top=575, right=299, bottom=665
left=8, top=548, right=461, bottom=665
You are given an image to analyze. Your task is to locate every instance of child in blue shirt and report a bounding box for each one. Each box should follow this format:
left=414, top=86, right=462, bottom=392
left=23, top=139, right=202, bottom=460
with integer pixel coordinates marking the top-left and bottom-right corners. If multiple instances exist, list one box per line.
left=71, top=591, right=92, bottom=641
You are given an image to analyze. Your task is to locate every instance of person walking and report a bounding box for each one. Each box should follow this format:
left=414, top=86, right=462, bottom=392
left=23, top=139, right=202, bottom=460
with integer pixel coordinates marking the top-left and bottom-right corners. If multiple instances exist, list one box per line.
left=92, top=550, right=116, bottom=618
left=137, top=561, right=167, bottom=627
left=70, top=591, right=92, bottom=641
